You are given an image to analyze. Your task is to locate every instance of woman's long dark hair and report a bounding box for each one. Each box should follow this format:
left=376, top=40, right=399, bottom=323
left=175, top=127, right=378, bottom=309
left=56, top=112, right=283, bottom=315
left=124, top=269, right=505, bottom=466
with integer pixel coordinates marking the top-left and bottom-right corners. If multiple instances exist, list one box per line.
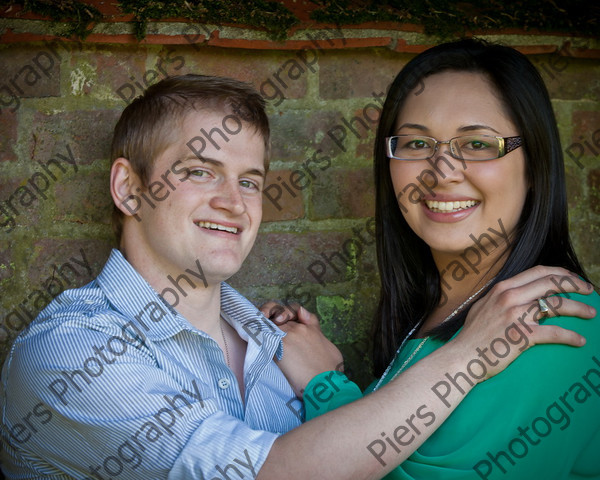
left=372, top=38, right=589, bottom=376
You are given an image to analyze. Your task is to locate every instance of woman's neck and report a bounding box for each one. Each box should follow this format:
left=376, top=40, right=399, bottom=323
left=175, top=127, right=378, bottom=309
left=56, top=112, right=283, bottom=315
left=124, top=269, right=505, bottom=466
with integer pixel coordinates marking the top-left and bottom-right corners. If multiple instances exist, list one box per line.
left=416, top=247, right=509, bottom=337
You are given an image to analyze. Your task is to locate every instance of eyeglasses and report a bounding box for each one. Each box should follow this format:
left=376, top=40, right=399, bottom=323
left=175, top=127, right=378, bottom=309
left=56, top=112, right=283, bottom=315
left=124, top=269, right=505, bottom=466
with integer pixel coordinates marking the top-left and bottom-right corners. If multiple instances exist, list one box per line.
left=386, top=134, right=523, bottom=161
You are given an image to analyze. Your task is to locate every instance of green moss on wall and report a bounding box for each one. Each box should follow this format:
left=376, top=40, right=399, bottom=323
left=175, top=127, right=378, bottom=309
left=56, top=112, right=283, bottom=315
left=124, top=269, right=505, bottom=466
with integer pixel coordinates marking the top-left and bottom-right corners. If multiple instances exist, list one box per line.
left=118, top=0, right=299, bottom=41
left=310, top=0, right=600, bottom=39
left=1, top=0, right=102, bottom=38
left=3, top=0, right=598, bottom=41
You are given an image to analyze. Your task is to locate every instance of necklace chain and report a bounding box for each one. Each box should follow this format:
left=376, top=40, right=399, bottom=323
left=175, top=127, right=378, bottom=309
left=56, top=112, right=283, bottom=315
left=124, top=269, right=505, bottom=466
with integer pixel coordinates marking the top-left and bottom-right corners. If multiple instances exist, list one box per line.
left=219, top=314, right=231, bottom=368
left=372, top=279, right=494, bottom=392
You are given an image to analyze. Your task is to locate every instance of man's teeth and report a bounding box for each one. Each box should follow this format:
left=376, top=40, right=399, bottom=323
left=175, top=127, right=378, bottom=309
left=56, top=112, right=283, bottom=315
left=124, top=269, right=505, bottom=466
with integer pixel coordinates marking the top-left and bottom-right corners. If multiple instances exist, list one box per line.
left=195, top=221, right=238, bottom=234
left=425, top=200, right=478, bottom=212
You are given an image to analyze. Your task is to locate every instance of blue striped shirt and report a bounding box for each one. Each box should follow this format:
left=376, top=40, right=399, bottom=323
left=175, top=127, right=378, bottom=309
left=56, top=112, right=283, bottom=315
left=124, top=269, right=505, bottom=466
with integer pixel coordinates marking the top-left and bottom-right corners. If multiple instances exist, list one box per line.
left=1, top=249, right=302, bottom=479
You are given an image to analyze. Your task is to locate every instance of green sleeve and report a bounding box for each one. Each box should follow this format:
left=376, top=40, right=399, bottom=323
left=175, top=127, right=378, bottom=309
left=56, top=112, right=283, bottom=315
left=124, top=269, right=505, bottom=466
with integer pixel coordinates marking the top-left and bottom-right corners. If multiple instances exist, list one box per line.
left=304, top=371, right=364, bottom=420
left=386, top=290, right=600, bottom=479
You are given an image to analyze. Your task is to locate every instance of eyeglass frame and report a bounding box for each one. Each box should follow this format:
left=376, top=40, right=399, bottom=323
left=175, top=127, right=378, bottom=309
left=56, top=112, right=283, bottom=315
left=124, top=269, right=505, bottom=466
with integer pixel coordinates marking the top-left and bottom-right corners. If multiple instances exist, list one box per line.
left=385, top=134, right=523, bottom=161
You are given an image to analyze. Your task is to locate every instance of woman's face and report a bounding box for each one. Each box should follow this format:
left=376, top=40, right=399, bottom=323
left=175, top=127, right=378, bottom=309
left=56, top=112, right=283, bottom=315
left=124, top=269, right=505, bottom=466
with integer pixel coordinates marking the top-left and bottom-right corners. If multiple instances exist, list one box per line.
left=389, top=71, right=528, bottom=264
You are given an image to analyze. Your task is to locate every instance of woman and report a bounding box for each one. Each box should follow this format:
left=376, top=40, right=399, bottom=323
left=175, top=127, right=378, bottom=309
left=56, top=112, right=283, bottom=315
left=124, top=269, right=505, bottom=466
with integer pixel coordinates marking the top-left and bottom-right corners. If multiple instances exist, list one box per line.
left=269, top=39, right=600, bottom=478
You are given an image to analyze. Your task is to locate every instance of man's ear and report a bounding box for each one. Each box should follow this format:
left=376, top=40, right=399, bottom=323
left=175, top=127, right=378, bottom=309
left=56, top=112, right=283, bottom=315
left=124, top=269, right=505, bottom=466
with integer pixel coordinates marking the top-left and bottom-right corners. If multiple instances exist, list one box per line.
left=110, top=158, right=143, bottom=217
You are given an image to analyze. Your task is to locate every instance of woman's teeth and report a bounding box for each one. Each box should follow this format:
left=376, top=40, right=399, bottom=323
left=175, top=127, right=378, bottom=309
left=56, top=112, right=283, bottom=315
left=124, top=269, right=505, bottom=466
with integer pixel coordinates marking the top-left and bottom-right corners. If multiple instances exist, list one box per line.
left=425, top=200, right=478, bottom=213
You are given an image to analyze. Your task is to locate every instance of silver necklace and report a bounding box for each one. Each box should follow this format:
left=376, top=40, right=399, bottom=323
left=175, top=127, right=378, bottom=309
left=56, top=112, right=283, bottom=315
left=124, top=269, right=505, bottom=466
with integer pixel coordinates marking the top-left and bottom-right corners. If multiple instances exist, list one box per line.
left=219, top=314, right=231, bottom=368
left=372, top=279, right=494, bottom=392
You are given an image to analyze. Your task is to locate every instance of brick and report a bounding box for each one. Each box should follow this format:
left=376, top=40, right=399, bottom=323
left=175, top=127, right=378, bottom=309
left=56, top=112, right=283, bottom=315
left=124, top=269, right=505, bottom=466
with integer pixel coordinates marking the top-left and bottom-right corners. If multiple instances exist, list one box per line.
left=589, top=168, right=600, bottom=215
left=28, top=238, right=113, bottom=289
left=0, top=111, right=18, bottom=162
left=570, top=218, right=600, bottom=267
left=230, top=231, right=360, bottom=287
left=311, top=168, right=375, bottom=220
left=356, top=131, right=376, bottom=159
left=74, top=47, right=158, bottom=105
left=534, top=56, right=600, bottom=101
left=319, top=49, right=409, bottom=99
left=571, top=111, right=600, bottom=144
left=262, top=169, right=305, bottom=222
left=319, top=102, right=383, bottom=158
left=0, top=248, right=14, bottom=283
left=0, top=44, right=61, bottom=105
left=54, top=171, right=113, bottom=224
left=270, top=110, right=340, bottom=161
left=179, top=46, right=309, bottom=105
left=0, top=177, right=44, bottom=234
left=29, top=109, right=120, bottom=165
left=316, top=294, right=371, bottom=344
left=565, top=167, right=583, bottom=210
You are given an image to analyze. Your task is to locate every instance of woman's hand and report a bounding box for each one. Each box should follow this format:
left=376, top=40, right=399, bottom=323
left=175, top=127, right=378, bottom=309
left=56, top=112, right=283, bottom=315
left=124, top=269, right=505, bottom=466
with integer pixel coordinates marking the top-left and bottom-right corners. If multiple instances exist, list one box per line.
left=260, top=301, right=301, bottom=326
left=260, top=302, right=343, bottom=398
left=454, top=265, right=596, bottom=380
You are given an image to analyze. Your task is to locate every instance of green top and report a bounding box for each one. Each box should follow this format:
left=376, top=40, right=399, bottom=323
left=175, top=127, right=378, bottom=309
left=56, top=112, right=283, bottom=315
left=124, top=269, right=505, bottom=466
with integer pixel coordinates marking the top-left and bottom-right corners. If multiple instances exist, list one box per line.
left=305, top=291, right=600, bottom=479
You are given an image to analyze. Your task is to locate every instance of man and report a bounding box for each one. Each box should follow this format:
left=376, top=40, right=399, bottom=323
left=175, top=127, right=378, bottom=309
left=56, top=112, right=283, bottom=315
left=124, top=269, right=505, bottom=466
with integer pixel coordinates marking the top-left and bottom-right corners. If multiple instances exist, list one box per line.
left=0, top=74, right=593, bottom=479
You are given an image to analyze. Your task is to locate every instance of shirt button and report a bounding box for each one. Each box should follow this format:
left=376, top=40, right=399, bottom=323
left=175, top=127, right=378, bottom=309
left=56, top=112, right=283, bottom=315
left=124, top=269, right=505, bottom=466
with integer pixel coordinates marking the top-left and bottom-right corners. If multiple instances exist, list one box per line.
left=218, top=378, right=230, bottom=389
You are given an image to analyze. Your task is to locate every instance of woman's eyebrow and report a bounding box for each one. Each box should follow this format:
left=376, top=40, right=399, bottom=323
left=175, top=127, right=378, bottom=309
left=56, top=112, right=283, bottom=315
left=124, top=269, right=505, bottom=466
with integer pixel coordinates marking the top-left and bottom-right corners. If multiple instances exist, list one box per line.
left=395, top=123, right=502, bottom=135
left=457, top=124, right=501, bottom=134
left=395, top=123, right=428, bottom=132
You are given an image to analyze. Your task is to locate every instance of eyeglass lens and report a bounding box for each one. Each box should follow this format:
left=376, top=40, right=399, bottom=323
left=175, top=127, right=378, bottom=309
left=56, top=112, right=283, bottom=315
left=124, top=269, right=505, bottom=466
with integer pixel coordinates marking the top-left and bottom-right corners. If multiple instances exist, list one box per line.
left=389, top=135, right=503, bottom=160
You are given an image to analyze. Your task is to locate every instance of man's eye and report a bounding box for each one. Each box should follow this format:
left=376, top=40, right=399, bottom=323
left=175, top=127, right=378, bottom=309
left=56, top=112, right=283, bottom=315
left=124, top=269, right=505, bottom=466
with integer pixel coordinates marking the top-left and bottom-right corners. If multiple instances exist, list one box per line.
left=240, top=180, right=259, bottom=190
left=190, top=169, right=209, bottom=177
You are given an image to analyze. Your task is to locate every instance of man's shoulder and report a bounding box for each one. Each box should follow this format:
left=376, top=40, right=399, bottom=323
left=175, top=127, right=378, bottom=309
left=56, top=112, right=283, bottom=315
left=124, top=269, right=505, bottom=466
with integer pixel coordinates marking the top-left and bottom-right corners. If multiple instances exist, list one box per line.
left=4, top=280, right=140, bottom=375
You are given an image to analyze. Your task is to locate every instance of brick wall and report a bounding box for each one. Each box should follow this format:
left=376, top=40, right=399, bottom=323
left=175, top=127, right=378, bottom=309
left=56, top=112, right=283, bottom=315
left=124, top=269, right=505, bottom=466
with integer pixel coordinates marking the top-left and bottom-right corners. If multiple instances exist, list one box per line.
left=1, top=15, right=599, bottom=387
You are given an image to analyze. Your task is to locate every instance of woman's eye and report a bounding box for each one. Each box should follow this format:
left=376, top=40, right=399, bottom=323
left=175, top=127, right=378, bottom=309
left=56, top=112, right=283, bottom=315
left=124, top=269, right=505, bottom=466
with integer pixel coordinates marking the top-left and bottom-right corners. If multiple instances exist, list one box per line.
left=407, top=140, right=429, bottom=149
left=466, top=140, right=491, bottom=150
left=189, top=169, right=209, bottom=177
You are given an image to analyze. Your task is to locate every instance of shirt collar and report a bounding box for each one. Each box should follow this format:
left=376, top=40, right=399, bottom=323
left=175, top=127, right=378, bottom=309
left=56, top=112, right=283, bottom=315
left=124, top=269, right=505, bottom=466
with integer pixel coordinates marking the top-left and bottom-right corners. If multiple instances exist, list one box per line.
left=97, top=249, right=285, bottom=355
left=220, top=283, right=285, bottom=360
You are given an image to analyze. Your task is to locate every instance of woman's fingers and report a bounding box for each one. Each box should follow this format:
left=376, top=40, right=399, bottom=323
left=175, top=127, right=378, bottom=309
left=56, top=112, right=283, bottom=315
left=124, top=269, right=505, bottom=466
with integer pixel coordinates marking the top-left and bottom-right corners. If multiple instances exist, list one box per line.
left=491, top=271, right=593, bottom=311
left=535, top=295, right=596, bottom=321
left=457, top=265, right=597, bottom=381
left=259, top=301, right=301, bottom=325
left=495, top=265, right=578, bottom=290
left=529, top=324, right=586, bottom=347
left=275, top=313, right=343, bottom=397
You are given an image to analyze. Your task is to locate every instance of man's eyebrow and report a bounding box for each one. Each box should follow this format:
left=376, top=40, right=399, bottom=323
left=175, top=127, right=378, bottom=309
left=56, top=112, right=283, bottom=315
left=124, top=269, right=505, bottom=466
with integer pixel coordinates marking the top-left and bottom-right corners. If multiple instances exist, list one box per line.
left=245, top=168, right=266, bottom=179
left=184, top=155, right=224, bottom=167
left=180, top=155, right=266, bottom=178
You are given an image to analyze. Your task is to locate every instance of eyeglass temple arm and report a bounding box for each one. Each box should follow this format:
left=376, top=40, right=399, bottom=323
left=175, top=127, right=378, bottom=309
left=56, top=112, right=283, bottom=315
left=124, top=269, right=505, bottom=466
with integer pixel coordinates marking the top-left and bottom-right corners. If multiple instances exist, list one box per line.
left=501, top=136, right=522, bottom=156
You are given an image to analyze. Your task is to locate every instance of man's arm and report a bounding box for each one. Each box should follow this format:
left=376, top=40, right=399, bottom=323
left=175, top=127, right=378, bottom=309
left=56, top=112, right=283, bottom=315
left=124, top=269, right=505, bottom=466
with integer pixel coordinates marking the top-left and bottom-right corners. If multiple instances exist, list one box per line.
left=1, top=317, right=278, bottom=479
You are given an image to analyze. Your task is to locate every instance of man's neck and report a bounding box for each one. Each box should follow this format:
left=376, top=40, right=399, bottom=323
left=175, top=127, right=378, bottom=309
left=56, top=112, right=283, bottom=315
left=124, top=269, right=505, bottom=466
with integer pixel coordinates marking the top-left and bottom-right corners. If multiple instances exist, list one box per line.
left=120, top=246, right=223, bottom=336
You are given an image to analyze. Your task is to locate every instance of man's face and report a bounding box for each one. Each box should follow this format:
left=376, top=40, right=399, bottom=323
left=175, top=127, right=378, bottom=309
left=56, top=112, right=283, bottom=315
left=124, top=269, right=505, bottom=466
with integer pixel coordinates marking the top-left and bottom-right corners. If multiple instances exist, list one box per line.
left=123, top=109, right=266, bottom=287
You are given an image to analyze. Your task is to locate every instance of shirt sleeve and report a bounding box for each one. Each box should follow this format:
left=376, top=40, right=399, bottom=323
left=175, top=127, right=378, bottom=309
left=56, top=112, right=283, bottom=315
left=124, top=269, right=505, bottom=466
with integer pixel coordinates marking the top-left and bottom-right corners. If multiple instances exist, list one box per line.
left=1, top=314, right=277, bottom=479
left=303, top=370, right=364, bottom=420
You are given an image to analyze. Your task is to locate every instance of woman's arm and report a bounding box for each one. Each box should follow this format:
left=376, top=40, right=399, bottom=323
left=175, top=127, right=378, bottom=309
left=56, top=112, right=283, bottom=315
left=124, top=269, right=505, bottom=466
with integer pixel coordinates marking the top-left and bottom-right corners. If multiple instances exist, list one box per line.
left=257, top=266, right=596, bottom=480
